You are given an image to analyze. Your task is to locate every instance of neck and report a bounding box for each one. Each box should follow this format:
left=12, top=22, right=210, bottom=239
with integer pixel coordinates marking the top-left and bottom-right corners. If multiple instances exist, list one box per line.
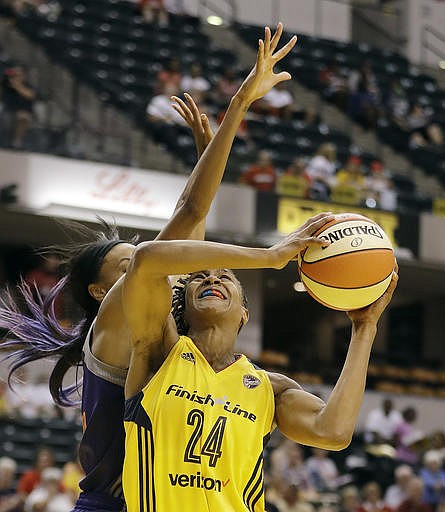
left=187, top=325, right=238, bottom=372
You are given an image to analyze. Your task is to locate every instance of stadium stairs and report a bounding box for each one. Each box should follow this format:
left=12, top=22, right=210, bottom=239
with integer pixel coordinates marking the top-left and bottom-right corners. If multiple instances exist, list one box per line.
left=0, top=0, right=438, bottom=211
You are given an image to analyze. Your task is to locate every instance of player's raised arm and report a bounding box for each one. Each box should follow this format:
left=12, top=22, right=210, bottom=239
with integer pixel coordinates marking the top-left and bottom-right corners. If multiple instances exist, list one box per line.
left=271, top=272, right=398, bottom=450
left=156, top=23, right=297, bottom=242
left=123, top=213, right=334, bottom=398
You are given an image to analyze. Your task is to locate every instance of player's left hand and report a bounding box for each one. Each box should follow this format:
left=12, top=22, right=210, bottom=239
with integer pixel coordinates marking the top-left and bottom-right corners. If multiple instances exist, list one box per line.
left=347, top=266, right=398, bottom=325
left=171, top=93, right=214, bottom=157
left=236, top=23, right=297, bottom=106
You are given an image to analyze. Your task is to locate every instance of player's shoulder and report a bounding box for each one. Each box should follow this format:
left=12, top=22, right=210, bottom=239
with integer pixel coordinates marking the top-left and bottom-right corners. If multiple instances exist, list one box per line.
left=267, top=371, right=302, bottom=397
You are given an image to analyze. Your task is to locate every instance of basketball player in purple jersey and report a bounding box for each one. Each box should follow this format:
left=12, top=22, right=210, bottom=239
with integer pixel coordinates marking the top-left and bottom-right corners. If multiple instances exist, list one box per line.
left=0, top=24, right=297, bottom=512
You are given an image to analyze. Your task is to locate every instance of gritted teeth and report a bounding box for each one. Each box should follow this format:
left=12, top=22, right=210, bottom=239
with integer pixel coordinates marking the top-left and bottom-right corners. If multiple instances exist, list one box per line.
left=198, top=288, right=226, bottom=300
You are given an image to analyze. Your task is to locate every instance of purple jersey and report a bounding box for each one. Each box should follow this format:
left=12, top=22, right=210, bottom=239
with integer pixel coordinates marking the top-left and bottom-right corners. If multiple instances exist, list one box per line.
left=75, top=325, right=128, bottom=511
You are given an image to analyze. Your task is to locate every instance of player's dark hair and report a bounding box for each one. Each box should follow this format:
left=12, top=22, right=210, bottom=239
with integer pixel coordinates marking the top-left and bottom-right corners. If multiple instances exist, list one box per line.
left=0, top=219, right=137, bottom=406
left=171, top=271, right=248, bottom=335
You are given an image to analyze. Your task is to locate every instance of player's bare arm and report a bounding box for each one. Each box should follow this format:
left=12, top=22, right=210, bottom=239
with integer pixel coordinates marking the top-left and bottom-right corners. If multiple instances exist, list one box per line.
left=123, top=213, right=335, bottom=398
left=93, top=23, right=298, bottom=367
left=157, top=22, right=297, bottom=243
left=272, top=272, right=398, bottom=450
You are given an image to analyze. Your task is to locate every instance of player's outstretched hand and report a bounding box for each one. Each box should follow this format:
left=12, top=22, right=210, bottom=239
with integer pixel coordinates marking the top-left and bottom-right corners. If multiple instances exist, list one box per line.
left=270, top=212, right=335, bottom=269
left=347, top=266, right=398, bottom=325
left=236, top=23, right=297, bottom=106
left=171, top=93, right=214, bottom=157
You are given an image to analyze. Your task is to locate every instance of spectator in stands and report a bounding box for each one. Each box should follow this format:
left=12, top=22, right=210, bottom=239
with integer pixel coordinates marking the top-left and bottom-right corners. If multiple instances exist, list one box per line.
left=305, top=448, right=339, bottom=492
left=6, top=370, right=55, bottom=420
left=419, top=450, right=445, bottom=509
left=61, top=456, right=84, bottom=504
left=398, top=477, right=432, bottom=512
left=268, top=483, right=316, bottom=512
left=17, top=447, right=55, bottom=495
left=24, top=467, right=73, bottom=512
left=1, top=66, right=36, bottom=149
left=24, top=254, right=60, bottom=296
left=339, top=485, right=361, bottom=512
left=147, top=84, right=185, bottom=125
left=0, top=456, right=24, bottom=512
left=394, top=406, right=424, bottom=466
left=349, top=61, right=379, bottom=100
left=156, top=58, right=182, bottom=94
left=146, top=83, right=186, bottom=146
left=305, top=143, right=337, bottom=201
left=404, top=103, right=444, bottom=149
left=429, top=431, right=445, bottom=463
left=216, top=67, right=241, bottom=105
left=319, top=60, right=348, bottom=111
left=384, top=78, right=410, bottom=126
left=181, top=63, right=210, bottom=104
left=276, top=157, right=311, bottom=198
left=60, top=447, right=84, bottom=504
left=270, top=440, right=315, bottom=499
left=364, top=398, right=402, bottom=444
left=348, top=73, right=379, bottom=130
left=385, top=465, right=415, bottom=510
left=260, top=81, right=295, bottom=120
left=331, top=154, right=365, bottom=206
left=139, top=0, right=169, bottom=25
left=358, top=481, right=392, bottom=512
left=239, top=149, right=277, bottom=192
left=365, top=160, right=397, bottom=211
left=24, top=254, right=63, bottom=319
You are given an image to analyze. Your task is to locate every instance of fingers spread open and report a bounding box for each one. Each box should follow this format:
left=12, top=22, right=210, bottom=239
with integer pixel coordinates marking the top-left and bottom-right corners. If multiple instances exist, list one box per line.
left=264, top=26, right=271, bottom=55
left=273, top=35, right=297, bottom=62
left=273, top=71, right=292, bottom=85
left=184, top=92, right=200, bottom=121
left=171, top=96, right=192, bottom=122
left=269, top=22, right=283, bottom=53
left=257, top=38, right=265, bottom=66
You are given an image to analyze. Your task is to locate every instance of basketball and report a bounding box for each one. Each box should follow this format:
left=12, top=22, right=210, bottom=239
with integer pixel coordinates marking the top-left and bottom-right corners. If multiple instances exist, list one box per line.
left=298, top=213, right=395, bottom=311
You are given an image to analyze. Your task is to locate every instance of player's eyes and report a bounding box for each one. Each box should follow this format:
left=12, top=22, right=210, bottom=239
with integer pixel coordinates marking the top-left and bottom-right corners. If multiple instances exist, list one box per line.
left=220, top=274, right=232, bottom=280
left=193, top=273, right=207, bottom=280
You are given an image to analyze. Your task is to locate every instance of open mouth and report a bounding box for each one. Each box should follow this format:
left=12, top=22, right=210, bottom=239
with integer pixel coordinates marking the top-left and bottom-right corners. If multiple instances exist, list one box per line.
left=198, top=288, right=227, bottom=300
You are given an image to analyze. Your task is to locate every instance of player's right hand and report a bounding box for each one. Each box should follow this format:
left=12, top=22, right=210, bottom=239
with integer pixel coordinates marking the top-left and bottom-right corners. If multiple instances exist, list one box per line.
left=270, top=212, right=335, bottom=269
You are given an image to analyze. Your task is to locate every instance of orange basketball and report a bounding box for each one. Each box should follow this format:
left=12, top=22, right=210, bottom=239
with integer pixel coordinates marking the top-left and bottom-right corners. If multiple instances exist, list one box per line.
left=298, top=213, right=395, bottom=311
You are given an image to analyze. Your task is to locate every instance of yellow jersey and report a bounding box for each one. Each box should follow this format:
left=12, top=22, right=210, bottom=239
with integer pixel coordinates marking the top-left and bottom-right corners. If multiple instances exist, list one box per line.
left=123, top=336, right=275, bottom=512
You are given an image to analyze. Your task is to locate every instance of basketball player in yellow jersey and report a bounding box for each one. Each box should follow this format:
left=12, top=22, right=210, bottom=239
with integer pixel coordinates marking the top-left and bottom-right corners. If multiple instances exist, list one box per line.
left=120, top=196, right=397, bottom=512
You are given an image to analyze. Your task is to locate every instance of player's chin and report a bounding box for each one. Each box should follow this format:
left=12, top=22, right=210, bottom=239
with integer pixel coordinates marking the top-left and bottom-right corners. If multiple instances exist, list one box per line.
left=194, top=297, right=230, bottom=312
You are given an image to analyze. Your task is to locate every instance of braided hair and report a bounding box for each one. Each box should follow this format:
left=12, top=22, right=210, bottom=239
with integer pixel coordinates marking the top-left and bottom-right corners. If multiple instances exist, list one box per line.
left=171, top=271, right=249, bottom=335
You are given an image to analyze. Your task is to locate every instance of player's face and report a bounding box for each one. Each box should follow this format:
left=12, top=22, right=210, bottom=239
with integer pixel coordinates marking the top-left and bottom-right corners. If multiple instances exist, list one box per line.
left=184, top=269, right=246, bottom=324
left=99, top=243, right=136, bottom=291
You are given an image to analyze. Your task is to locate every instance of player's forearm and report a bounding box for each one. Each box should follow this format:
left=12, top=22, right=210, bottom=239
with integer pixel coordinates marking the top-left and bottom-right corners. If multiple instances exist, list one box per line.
left=170, top=95, right=249, bottom=221
left=313, top=321, right=377, bottom=448
left=134, top=239, right=278, bottom=276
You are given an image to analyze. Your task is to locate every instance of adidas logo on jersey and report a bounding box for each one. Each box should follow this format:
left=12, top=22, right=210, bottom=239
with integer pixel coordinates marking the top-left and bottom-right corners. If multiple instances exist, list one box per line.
left=181, top=352, right=195, bottom=364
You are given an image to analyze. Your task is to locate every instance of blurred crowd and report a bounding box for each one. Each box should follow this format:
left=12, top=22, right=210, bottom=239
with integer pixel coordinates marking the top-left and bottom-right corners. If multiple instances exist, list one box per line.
left=0, top=63, right=37, bottom=150
left=0, top=447, right=83, bottom=512
left=144, top=58, right=398, bottom=211
left=1, top=395, right=445, bottom=512
left=239, top=144, right=397, bottom=211
left=319, top=59, right=444, bottom=150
